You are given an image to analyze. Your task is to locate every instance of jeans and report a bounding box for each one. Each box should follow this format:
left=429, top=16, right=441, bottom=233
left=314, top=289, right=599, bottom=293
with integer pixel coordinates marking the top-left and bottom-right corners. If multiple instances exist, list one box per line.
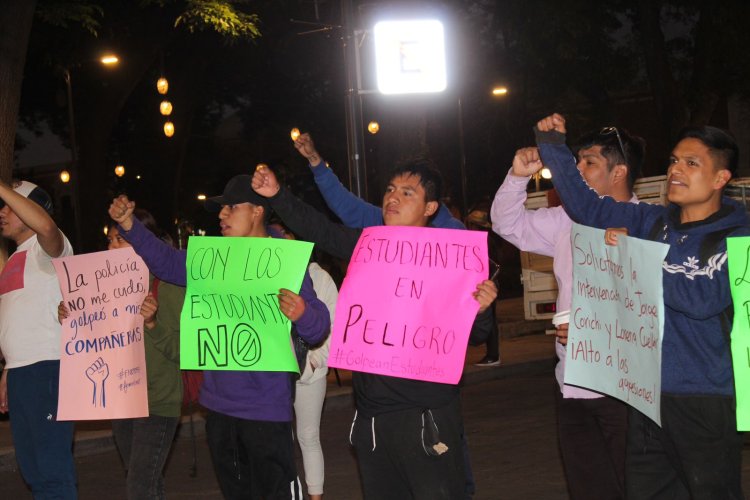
left=556, top=389, right=627, bottom=500
left=8, top=360, right=77, bottom=500
left=111, top=415, right=180, bottom=499
left=626, top=395, right=744, bottom=500
left=205, top=410, right=301, bottom=500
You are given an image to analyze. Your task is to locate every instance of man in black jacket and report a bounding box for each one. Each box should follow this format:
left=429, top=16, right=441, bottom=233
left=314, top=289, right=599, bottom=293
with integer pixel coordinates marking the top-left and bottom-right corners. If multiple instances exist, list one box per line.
left=252, top=160, right=497, bottom=500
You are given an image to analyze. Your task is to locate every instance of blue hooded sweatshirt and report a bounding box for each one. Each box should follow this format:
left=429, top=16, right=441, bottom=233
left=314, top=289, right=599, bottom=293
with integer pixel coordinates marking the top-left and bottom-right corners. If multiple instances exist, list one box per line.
left=536, top=128, right=750, bottom=397
left=309, top=159, right=465, bottom=229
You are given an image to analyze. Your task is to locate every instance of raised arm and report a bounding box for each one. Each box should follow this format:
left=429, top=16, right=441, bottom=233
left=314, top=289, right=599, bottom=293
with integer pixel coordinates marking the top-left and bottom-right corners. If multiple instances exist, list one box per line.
left=252, top=165, right=361, bottom=260
left=534, top=114, right=658, bottom=237
left=0, top=181, right=63, bottom=257
left=110, top=195, right=188, bottom=285
left=491, top=150, right=567, bottom=257
left=295, top=133, right=384, bottom=227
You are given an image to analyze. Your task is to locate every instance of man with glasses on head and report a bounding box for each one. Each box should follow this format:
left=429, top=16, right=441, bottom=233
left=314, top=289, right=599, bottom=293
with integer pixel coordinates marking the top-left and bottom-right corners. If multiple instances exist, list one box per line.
left=491, top=123, right=645, bottom=499
left=533, top=112, right=747, bottom=499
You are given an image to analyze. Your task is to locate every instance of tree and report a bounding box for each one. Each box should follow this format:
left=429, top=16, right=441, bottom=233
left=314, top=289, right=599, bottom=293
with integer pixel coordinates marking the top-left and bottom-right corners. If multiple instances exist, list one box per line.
left=11, top=0, right=262, bottom=250
left=1, top=0, right=39, bottom=184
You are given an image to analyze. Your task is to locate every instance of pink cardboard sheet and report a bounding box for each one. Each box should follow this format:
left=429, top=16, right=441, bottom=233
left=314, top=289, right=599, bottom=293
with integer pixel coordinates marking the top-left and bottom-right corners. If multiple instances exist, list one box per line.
left=328, top=226, right=488, bottom=384
left=53, top=247, right=149, bottom=420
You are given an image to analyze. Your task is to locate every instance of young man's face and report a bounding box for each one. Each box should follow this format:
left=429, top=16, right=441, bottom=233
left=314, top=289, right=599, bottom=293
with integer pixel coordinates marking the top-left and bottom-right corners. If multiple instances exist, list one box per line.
left=381, top=173, right=437, bottom=227
left=0, top=205, right=32, bottom=244
left=576, top=145, right=619, bottom=197
left=666, top=138, right=729, bottom=207
left=218, top=202, right=263, bottom=237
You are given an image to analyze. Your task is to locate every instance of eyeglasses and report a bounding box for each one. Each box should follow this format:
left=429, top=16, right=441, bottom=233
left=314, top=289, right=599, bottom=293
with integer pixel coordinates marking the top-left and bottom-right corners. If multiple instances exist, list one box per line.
left=599, top=126, right=628, bottom=165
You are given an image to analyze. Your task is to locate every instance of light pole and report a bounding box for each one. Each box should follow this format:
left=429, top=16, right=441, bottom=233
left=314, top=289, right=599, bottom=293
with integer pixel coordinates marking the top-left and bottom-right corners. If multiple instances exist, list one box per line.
left=62, top=54, right=119, bottom=249
left=342, top=0, right=367, bottom=198
left=63, top=68, right=83, bottom=249
left=458, top=96, right=468, bottom=216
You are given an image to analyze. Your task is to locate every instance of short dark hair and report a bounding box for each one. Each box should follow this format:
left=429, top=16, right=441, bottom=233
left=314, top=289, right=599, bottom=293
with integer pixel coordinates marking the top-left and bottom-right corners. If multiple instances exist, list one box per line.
left=676, top=126, right=739, bottom=177
left=388, top=157, right=444, bottom=203
left=574, top=128, right=646, bottom=191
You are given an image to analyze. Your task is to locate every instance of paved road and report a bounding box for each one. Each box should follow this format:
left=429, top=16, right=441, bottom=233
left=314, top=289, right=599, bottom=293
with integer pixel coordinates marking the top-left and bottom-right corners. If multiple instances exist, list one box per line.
left=3, top=372, right=750, bottom=499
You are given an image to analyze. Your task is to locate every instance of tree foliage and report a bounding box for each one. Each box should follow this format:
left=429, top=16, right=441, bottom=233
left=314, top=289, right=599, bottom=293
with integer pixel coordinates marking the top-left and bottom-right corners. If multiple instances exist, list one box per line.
left=175, top=0, right=261, bottom=38
left=34, top=0, right=103, bottom=35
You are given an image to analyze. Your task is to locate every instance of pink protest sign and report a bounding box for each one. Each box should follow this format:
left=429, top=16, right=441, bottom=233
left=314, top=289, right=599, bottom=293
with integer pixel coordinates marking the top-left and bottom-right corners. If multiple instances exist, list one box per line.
left=328, top=226, right=488, bottom=384
left=53, top=247, right=149, bottom=420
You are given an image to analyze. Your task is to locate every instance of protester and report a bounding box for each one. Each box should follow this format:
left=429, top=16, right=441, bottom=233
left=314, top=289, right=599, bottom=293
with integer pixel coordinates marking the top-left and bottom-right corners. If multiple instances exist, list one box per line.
left=108, top=175, right=330, bottom=500
left=492, top=127, right=645, bottom=499
left=270, top=221, right=338, bottom=500
left=293, top=132, right=464, bottom=229
left=252, top=161, right=497, bottom=499
left=58, top=209, right=183, bottom=499
left=533, top=112, right=747, bottom=499
left=0, top=180, right=76, bottom=498
left=293, top=133, right=482, bottom=497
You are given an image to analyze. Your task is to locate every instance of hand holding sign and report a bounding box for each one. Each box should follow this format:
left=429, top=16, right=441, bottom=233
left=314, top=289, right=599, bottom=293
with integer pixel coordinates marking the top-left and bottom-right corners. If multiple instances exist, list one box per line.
left=278, top=288, right=306, bottom=322
left=58, top=300, right=69, bottom=324
left=605, top=228, right=628, bottom=246
left=473, top=280, right=498, bottom=313
left=141, top=294, right=158, bottom=329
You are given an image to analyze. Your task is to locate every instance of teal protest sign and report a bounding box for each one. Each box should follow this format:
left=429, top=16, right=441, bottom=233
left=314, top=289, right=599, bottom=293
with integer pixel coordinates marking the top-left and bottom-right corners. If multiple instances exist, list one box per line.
left=565, top=224, right=668, bottom=425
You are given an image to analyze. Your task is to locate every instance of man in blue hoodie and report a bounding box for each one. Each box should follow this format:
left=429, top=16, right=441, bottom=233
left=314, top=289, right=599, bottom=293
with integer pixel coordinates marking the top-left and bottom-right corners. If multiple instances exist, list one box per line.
left=526, top=113, right=747, bottom=499
left=293, top=132, right=465, bottom=229
left=109, top=175, right=330, bottom=500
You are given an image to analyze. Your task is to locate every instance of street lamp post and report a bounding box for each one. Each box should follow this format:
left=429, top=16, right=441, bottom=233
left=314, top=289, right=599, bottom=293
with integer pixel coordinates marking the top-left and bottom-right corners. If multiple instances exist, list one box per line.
left=63, top=68, right=83, bottom=249
left=342, top=0, right=367, bottom=199
left=458, top=96, right=468, bottom=216
left=62, top=55, right=119, bottom=250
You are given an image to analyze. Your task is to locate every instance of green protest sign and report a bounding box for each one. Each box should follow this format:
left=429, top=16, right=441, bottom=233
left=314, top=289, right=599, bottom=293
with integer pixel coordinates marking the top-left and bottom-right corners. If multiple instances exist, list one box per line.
left=180, top=236, right=313, bottom=371
left=726, top=236, right=750, bottom=430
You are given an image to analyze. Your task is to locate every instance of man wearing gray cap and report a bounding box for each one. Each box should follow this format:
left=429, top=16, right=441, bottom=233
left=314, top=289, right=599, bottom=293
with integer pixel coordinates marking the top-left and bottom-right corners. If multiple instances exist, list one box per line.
left=0, top=179, right=76, bottom=498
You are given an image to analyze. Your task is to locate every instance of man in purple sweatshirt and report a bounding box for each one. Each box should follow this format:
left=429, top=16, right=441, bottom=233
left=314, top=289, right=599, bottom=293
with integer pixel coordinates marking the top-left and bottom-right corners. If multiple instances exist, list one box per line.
left=109, top=175, right=330, bottom=500
left=491, top=128, right=645, bottom=500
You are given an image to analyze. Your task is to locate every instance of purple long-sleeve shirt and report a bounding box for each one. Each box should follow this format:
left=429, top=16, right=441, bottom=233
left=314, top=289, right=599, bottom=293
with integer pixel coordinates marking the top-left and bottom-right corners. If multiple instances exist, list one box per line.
left=119, top=218, right=330, bottom=421
left=491, top=168, right=636, bottom=399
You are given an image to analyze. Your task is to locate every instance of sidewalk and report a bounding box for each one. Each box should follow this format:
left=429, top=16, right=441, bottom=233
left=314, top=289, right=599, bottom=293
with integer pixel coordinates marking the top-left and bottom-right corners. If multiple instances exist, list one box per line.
left=0, top=297, right=556, bottom=472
